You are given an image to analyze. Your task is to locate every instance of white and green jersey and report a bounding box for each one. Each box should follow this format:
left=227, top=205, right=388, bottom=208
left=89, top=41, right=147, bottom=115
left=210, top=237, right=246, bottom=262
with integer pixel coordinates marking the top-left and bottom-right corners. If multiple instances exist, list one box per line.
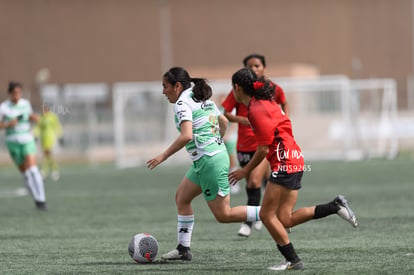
left=0, top=99, right=35, bottom=144
left=174, top=88, right=226, bottom=161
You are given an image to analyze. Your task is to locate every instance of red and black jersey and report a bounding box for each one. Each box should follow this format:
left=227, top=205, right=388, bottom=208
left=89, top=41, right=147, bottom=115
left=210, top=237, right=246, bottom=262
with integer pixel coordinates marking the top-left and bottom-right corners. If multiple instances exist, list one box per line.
left=221, top=82, right=287, bottom=153
left=248, top=97, right=304, bottom=173
left=222, top=91, right=257, bottom=151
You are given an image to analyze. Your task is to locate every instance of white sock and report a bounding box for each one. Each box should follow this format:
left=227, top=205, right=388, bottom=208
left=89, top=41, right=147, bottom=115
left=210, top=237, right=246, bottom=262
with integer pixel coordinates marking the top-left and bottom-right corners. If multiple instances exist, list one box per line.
left=177, top=214, right=194, bottom=248
left=23, top=170, right=37, bottom=200
left=24, top=166, right=46, bottom=202
left=246, top=206, right=261, bottom=222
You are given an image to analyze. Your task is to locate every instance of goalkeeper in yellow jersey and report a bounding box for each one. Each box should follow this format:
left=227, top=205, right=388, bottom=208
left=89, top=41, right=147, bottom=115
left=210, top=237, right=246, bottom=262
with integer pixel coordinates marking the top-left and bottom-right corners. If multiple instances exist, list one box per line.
left=34, top=104, right=63, bottom=181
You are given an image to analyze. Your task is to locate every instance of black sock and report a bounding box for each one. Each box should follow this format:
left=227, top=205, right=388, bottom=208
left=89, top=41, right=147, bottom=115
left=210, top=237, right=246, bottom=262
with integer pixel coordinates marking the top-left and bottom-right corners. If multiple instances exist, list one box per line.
left=277, top=243, right=301, bottom=263
left=177, top=244, right=190, bottom=251
left=245, top=187, right=261, bottom=227
left=313, top=201, right=340, bottom=219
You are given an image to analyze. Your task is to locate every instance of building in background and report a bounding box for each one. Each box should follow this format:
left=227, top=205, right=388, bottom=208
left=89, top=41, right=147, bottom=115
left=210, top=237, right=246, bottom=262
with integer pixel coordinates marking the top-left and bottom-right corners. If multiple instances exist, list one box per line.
left=0, top=0, right=413, bottom=164
left=0, top=0, right=413, bottom=109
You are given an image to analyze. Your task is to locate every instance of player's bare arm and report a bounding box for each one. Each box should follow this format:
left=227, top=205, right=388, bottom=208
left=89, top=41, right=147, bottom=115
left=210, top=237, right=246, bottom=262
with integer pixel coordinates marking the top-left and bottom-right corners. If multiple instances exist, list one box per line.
left=223, top=111, right=250, bottom=126
left=29, top=113, right=40, bottom=123
left=218, top=114, right=228, bottom=138
left=147, top=121, right=192, bottom=169
left=0, top=118, right=18, bottom=129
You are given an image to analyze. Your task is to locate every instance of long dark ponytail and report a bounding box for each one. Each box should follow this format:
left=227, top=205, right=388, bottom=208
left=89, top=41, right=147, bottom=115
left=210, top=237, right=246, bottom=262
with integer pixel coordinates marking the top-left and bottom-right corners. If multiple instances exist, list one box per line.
left=163, top=67, right=212, bottom=101
left=231, top=68, right=274, bottom=101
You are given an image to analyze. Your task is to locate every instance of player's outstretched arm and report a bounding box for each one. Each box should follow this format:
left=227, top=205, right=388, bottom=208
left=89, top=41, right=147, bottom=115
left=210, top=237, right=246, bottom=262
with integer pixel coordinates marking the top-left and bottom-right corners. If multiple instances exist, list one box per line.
left=29, top=113, right=40, bottom=123
left=147, top=121, right=192, bottom=170
left=224, top=111, right=250, bottom=126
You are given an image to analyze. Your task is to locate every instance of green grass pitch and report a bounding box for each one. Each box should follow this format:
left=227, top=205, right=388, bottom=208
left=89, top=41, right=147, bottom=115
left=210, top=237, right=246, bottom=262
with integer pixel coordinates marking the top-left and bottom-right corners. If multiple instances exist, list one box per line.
left=0, top=156, right=413, bottom=274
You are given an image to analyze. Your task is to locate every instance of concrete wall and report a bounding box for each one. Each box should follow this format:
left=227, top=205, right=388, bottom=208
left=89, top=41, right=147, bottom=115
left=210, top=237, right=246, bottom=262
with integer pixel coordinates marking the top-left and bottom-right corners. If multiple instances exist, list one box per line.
left=0, top=0, right=412, bottom=107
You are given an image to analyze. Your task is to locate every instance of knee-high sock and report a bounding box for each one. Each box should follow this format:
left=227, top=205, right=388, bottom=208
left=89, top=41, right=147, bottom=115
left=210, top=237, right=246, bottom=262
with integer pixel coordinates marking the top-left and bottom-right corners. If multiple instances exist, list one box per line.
left=245, top=188, right=261, bottom=226
left=23, top=166, right=46, bottom=202
left=177, top=214, right=194, bottom=248
left=246, top=206, right=261, bottom=222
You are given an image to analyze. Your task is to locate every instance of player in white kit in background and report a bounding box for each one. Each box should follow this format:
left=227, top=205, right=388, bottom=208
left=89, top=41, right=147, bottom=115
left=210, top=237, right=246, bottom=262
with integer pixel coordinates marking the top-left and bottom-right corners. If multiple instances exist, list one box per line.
left=0, top=81, right=47, bottom=210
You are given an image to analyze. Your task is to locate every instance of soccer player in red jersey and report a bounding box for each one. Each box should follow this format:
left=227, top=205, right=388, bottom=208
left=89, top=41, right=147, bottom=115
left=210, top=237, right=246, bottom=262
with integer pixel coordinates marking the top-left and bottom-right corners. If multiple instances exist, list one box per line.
left=229, top=68, right=358, bottom=271
left=222, top=54, right=288, bottom=237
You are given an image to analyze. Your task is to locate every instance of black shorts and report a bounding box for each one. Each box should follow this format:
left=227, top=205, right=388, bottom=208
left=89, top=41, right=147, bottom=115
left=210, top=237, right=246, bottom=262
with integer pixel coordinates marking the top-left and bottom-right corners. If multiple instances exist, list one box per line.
left=237, top=151, right=255, bottom=167
left=268, top=171, right=303, bottom=190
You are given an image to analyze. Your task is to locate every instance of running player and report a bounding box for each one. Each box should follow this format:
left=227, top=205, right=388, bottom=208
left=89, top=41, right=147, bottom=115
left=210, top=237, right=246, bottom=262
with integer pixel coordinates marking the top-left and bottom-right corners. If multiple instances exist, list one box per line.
left=229, top=68, right=357, bottom=270
left=34, top=104, right=63, bottom=181
left=0, top=81, right=47, bottom=210
left=147, top=67, right=261, bottom=261
left=221, top=53, right=289, bottom=237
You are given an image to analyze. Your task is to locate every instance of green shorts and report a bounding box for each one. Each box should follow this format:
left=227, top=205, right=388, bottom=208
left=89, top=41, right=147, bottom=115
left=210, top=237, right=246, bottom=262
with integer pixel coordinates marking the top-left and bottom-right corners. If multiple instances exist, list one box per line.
left=185, top=151, right=230, bottom=201
left=6, top=140, right=37, bottom=166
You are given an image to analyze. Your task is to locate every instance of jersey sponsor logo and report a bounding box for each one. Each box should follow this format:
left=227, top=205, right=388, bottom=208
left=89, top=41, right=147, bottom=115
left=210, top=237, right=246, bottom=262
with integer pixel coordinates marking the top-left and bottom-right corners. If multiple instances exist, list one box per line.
left=177, top=100, right=183, bottom=105
left=200, top=102, right=214, bottom=110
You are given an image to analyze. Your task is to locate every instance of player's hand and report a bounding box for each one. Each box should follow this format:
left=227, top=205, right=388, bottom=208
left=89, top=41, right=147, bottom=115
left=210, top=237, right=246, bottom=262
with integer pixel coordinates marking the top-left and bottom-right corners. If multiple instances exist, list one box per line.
left=146, top=154, right=166, bottom=170
left=228, top=168, right=246, bottom=185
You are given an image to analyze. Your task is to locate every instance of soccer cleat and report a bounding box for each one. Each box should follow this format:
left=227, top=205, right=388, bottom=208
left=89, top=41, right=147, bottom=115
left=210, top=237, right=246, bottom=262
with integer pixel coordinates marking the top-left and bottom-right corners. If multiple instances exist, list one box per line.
left=268, top=260, right=304, bottom=271
left=161, top=244, right=192, bottom=261
left=334, top=195, right=358, bottom=227
left=35, top=201, right=47, bottom=211
left=237, top=223, right=251, bottom=237
left=253, top=221, right=263, bottom=231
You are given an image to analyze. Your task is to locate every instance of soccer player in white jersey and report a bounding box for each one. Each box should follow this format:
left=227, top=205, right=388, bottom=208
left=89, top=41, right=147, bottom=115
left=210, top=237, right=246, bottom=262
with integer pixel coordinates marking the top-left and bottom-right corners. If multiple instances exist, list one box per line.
left=0, top=81, right=47, bottom=210
left=147, top=67, right=261, bottom=261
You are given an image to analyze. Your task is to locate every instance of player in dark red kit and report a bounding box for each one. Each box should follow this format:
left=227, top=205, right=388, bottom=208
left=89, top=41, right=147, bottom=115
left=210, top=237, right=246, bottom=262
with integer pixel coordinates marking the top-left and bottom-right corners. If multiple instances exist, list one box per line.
left=221, top=54, right=289, bottom=237
left=229, top=68, right=358, bottom=271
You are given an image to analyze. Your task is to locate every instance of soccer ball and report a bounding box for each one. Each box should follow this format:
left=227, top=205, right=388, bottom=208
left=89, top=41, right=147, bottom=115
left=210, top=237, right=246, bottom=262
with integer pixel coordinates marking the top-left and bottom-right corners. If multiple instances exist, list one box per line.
left=128, top=233, right=159, bottom=263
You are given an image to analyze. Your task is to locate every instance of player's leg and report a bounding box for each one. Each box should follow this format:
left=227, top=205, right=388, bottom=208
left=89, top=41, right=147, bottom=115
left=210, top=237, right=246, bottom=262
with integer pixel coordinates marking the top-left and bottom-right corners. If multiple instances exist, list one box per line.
left=204, top=151, right=260, bottom=223
left=276, top=171, right=357, bottom=228
left=40, top=148, right=50, bottom=179
left=260, top=181, right=304, bottom=271
left=7, top=141, right=43, bottom=209
left=207, top=195, right=260, bottom=223
left=43, top=136, right=60, bottom=181
left=276, top=186, right=314, bottom=228
left=49, top=148, right=60, bottom=182
left=238, top=157, right=268, bottom=236
left=161, top=172, right=201, bottom=261
left=23, top=141, right=47, bottom=210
